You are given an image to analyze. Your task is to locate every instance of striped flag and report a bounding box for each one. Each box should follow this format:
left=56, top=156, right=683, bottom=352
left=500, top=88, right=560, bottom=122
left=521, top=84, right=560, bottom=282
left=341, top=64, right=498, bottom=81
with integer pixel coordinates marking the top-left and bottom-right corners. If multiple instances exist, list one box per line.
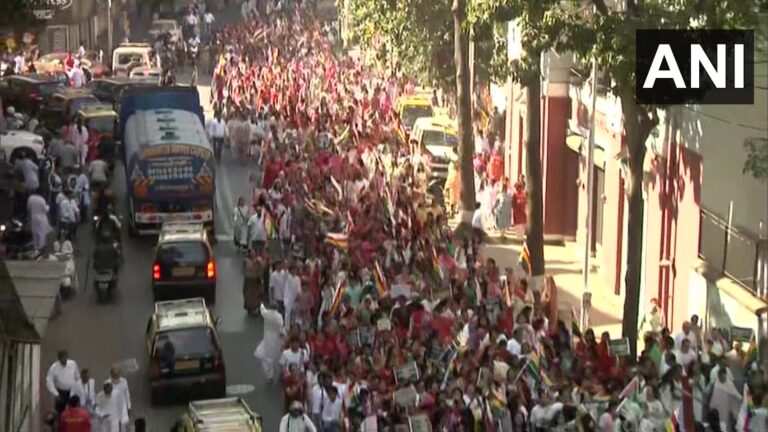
left=521, top=360, right=548, bottom=391
left=520, top=242, right=532, bottom=276
left=330, top=278, right=347, bottom=316
left=665, top=416, right=677, bottom=432
left=619, top=376, right=640, bottom=400
left=528, top=350, right=553, bottom=387
left=431, top=247, right=445, bottom=281
left=325, top=232, right=349, bottom=251
left=373, top=260, right=389, bottom=298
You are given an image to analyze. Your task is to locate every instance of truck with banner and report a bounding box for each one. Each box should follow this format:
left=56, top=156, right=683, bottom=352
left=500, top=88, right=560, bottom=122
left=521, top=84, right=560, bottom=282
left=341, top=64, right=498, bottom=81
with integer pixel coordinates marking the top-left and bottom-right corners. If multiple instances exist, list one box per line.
left=120, top=87, right=215, bottom=235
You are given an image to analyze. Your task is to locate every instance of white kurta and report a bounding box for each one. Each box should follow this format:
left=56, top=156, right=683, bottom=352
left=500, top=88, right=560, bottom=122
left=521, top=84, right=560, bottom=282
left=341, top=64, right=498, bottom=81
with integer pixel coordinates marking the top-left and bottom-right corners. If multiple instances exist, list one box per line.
left=254, top=304, right=285, bottom=380
left=95, top=391, right=127, bottom=432
left=27, top=194, right=52, bottom=250
left=233, top=205, right=250, bottom=247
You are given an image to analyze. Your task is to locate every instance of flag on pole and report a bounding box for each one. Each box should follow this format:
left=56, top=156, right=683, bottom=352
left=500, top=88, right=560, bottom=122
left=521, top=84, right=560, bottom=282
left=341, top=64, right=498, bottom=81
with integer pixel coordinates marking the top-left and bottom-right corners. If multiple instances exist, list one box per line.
left=665, top=415, right=677, bottom=432
left=431, top=247, right=444, bottom=281
left=330, top=176, right=344, bottom=200
left=330, top=278, right=347, bottom=316
left=528, top=351, right=553, bottom=387
left=373, top=260, right=389, bottom=298
left=325, top=232, right=349, bottom=251
left=619, top=376, right=640, bottom=400
left=520, top=242, right=532, bottom=276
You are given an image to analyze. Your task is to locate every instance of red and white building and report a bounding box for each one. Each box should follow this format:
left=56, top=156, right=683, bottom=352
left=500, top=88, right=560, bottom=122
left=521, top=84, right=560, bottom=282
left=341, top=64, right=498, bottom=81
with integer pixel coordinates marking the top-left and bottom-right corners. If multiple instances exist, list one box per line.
left=500, top=20, right=768, bottom=335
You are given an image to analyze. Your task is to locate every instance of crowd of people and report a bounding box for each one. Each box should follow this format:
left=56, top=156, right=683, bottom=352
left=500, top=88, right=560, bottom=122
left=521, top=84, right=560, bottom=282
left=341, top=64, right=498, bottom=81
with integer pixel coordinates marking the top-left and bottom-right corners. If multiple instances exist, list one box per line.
left=205, top=5, right=768, bottom=432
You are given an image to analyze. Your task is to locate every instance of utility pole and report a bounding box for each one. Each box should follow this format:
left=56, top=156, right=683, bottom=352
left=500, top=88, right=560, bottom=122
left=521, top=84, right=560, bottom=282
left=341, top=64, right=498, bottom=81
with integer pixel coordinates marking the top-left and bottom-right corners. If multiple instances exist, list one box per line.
left=107, top=0, right=113, bottom=56
left=581, top=51, right=598, bottom=330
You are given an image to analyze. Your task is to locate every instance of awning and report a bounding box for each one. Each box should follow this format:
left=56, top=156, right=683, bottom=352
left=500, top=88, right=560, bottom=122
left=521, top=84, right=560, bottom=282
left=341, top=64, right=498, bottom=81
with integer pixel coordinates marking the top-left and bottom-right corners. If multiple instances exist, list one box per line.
left=0, top=260, right=65, bottom=343
left=565, top=133, right=606, bottom=169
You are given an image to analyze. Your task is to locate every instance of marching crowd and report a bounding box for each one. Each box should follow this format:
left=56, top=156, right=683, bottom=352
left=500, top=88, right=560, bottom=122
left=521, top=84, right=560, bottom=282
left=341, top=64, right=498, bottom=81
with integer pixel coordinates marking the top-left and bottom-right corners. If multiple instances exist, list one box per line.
left=206, top=6, right=768, bottom=432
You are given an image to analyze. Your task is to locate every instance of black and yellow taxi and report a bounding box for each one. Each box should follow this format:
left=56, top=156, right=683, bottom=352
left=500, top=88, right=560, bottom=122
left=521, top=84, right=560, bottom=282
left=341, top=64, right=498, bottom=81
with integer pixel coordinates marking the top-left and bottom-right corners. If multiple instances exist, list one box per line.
left=394, top=94, right=435, bottom=141
left=152, top=222, right=217, bottom=304
left=146, top=298, right=226, bottom=405
left=172, top=398, right=263, bottom=432
left=39, top=88, right=99, bottom=130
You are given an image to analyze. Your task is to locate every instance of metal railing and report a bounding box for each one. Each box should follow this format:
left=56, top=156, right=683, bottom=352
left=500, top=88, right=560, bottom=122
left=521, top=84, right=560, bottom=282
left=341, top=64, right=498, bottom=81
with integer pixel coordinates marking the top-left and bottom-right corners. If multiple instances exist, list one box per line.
left=699, top=208, right=768, bottom=299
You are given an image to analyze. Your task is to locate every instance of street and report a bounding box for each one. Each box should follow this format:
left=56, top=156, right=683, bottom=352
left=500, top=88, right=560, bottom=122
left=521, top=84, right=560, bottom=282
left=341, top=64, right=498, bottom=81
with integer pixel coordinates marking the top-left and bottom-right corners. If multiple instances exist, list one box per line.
left=40, top=5, right=287, bottom=432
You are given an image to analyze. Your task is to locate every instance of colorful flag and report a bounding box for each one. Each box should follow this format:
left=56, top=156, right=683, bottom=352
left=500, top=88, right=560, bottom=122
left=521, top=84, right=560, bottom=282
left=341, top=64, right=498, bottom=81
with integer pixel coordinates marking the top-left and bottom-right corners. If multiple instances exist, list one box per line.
left=665, top=415, right=677, bottom=432
left=373, top=260, right=389, bottom=298
left=619, top=376, right=640, bottom=400
left=528, top=351, right=553, bottom=387
left=431, top=247, right=444, bottom=281
left=736, top=383, right=754, bottom=431
left=330, top=278, right=347, bottom=316
left=520, top=242, right=532, bottom=276
left=521, top=360, right=549, bottom=390
left=325, top=232, right=349, bottom=251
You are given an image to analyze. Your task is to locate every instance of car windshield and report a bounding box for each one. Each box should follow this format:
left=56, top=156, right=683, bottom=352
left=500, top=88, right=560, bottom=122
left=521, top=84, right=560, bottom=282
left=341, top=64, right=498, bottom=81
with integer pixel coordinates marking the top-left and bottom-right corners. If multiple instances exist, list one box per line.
left=39, top=82, right=64, bottom=95
left=116, top=53, right=144, bottom=67
left=402, top=105, right=434, bottom=128
left=423, top=130, right=458, bottom=148
left=152, top=22, right=176, bottom=33
left=86, top=116, right=115, bottom=133
left=158, top=241, right=209, bottom=267
left=155, top=328, right=216, bottom=359
left=68, top=98, right=99, bottom=118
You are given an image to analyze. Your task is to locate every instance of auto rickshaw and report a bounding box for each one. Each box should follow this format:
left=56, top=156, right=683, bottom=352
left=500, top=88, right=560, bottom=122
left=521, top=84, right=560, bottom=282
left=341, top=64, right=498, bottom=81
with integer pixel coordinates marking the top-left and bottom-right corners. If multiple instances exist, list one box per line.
left=76, top=103, right=118, bottom=167
left=39, top=88, right=99, bottom=131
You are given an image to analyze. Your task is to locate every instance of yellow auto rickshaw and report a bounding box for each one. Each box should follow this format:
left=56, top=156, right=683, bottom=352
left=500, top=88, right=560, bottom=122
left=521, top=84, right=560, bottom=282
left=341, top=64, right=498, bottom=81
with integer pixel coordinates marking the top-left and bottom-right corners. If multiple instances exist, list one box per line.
left=76, top=103, right=118, bottom=167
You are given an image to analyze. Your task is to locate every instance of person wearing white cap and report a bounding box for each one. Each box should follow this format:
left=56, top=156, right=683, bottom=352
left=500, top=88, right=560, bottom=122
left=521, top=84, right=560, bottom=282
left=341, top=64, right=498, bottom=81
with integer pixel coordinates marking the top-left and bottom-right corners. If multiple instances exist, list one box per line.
left=279, top=401, right=317, bottom=432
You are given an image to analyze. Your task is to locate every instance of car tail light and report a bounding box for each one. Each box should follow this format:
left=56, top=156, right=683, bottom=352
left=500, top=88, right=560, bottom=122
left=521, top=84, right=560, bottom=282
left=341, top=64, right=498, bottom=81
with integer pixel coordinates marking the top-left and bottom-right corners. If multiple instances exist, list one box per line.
left=206, top=260, right=216, bottom=279
left=29, top=92, right=40, bottom=99
left=148, top=359, right=161, bottom=379
left=153, top=263, right=161, bottom=280
left=214, top=353, right=224, bottom=370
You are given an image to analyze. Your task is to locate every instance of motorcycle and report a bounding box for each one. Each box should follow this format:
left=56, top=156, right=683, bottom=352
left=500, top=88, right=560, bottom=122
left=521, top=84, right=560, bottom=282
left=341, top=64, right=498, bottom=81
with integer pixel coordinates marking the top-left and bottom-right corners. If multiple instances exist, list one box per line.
left=92, top=214, right=122, bottom=302
left=0, top=218, right=32, bottom=256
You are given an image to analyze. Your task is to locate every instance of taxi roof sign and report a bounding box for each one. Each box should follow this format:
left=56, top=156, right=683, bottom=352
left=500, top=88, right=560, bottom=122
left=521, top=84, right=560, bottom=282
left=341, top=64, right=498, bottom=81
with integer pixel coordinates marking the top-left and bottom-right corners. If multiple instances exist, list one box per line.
left=154, top=298, right=209, bottom=330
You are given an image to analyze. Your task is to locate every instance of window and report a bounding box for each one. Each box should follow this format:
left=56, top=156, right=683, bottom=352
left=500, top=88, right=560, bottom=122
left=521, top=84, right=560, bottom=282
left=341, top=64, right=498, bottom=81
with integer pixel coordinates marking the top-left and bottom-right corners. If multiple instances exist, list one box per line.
left=154, top=328, right=216, bottom=359
left=86, top=116, right=116, bottom=133
left=422, top=130, right=458, bottom=148
left=157, top=241, right=209, bottom=267
left=401, top=106, right=434, bottom=128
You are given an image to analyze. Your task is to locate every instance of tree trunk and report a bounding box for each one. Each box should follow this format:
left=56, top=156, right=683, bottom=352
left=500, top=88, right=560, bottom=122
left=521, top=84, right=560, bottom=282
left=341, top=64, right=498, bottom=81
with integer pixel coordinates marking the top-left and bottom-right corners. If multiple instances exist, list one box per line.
left=452, top=0, right=476, bottom=228
left=620, top=94, right=653, bottom=359
left=523, top=72, right=545, bottom=277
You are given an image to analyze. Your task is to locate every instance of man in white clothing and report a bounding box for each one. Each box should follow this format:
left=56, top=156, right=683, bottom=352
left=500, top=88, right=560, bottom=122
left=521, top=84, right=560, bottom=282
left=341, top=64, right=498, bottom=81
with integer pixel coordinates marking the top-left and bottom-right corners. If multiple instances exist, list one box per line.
left=247, top=208, right=267, bottom=253
left=269, top=260, right=287, bottom=311
left=72, top=368, right=97, bottom=414
left=207, top=111, right=226, bottom=161
left=283, top=263, right=301, bottom=326
left=95, top=382, right=127, bottom=432
left=279, top=401, right=318, bottom=432
left=105, top=365, right=131, bottom=429
left=69, top=61, right=86, bottom=88
left=280, top=336, right=309, bottom=375
left=46, top=350, right=81, bottom=413
left=320, top=386, right=343, bottom=431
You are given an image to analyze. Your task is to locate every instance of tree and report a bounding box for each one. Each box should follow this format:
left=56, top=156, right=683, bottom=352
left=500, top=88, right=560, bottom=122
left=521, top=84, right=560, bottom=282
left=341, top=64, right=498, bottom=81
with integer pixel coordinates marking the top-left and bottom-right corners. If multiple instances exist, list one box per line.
left=743, top=138, right=768, bottom=180
left=469, top=0, right=570, bottom=276
left=453, top=0, right=476, bottom=229
left=558, top=0, right=760, bottom=356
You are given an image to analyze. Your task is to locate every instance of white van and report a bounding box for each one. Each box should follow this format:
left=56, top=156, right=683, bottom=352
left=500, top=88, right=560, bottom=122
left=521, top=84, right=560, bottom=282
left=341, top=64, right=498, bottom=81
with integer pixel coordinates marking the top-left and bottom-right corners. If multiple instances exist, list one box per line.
left=112, top=43, right=160, bottom=78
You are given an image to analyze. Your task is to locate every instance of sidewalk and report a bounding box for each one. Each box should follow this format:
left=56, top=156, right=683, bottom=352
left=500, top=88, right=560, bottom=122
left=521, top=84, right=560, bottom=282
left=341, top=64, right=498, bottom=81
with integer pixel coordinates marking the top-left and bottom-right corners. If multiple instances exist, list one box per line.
left=482, top=240, right=624, bottom=338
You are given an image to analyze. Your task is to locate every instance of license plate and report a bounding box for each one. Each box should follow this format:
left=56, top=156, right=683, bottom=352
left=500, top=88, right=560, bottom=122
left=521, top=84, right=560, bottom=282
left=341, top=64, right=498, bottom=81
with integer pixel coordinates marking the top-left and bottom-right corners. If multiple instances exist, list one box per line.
left=99, top=283, right=109, bottom=288
left=175, top=359, right=199, bottom=371
left=172, top=267, right=195, bottom=277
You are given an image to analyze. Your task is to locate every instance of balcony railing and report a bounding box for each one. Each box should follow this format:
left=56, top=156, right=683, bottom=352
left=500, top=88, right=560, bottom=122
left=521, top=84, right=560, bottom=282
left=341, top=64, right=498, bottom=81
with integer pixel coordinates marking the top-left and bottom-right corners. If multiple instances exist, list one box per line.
left=699, top=208, right=768, bottom=299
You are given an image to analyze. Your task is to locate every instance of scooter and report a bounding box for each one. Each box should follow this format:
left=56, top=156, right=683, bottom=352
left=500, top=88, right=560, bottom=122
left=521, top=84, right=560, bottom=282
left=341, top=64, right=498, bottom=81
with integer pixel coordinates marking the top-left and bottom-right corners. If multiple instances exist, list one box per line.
left=50, top=240, right=77, bottom=299
left=92, top=240, right=121, bottom=302
left=0, top=218, right=32, bottom=256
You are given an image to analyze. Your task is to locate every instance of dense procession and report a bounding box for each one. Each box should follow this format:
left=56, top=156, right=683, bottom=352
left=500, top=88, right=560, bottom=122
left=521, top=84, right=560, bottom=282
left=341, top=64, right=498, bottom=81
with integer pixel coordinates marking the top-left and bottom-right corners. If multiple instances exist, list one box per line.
left=0, top=0, right=766, bottom=431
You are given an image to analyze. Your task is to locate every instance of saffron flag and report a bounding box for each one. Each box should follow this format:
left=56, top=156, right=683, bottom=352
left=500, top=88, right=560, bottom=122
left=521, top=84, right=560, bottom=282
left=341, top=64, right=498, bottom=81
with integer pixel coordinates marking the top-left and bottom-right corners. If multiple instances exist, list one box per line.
left=520, top=242, right=532, bottom=276
left=330, top=278, right=347, bottom=316
left=373, top=260, right=389, bottom=298
left=325, top=232, right=349, bottom=251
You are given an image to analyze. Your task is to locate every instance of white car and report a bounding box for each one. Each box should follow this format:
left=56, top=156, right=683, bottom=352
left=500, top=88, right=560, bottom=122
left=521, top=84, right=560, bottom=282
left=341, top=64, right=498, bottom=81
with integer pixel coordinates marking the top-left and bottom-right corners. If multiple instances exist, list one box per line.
left=148, top=19, right=183, bottom=43
left=0, top=130, right=46, bottom=163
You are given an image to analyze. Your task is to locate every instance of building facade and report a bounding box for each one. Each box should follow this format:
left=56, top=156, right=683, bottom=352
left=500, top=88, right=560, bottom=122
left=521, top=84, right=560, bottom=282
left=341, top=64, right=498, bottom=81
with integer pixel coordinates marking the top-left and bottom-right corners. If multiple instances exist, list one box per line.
left=503, top=19, right=768, bottom=335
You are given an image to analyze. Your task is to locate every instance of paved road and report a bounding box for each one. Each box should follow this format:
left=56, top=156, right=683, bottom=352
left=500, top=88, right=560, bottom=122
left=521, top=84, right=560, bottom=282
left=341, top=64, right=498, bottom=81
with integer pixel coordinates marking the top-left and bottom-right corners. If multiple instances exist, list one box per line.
left=40, top=6, right=288, bottom=432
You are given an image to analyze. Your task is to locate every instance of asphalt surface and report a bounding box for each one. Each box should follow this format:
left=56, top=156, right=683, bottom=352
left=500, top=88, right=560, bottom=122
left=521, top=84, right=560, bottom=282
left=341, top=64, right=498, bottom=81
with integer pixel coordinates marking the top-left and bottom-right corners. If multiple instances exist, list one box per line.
left=40, top=6, right=288, bottom=432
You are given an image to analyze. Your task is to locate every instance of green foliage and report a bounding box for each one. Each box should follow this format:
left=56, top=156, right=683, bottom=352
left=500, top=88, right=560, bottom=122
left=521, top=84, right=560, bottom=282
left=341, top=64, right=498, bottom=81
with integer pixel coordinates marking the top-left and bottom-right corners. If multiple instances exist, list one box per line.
left=342, top=0, right=504, bottom=88
left=743, top=138, right=768, bottom=180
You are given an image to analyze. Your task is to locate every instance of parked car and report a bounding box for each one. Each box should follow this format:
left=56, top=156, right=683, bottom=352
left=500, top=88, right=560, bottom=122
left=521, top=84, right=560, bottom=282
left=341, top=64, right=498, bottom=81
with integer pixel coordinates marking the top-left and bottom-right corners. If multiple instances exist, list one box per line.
left=146, top=298, right=226, bottom=405
left=149, top=19, right=183, bottom=43
left=39, top=88, right=100, bottom=130
left=0, top=75, right=65, bottom=113
left=0, top=130, right=45, bottom=163
left=34, top=51, right=110, bottom=79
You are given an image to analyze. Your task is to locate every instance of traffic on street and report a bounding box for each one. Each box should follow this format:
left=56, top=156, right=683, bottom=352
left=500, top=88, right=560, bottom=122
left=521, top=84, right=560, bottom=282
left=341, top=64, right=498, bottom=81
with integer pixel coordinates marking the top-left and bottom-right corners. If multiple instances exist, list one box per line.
left=1, top=0, right=766, bottom=431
